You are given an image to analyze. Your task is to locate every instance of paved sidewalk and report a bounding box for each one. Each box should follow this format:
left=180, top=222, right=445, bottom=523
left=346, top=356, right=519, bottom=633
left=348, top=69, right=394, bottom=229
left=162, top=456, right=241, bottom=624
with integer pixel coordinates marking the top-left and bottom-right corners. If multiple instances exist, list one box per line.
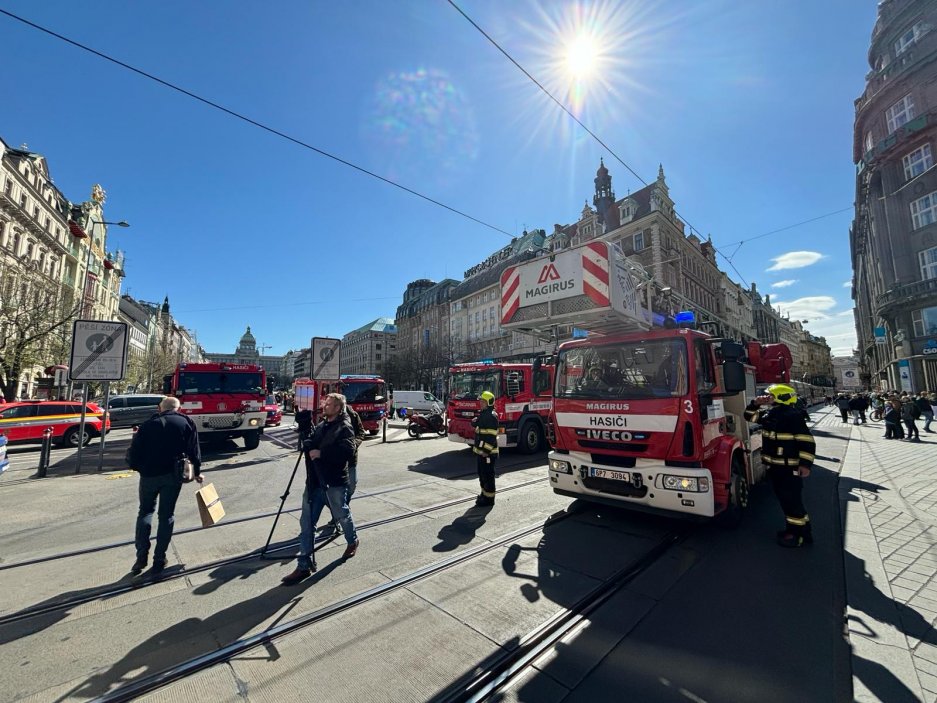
left=839, top=408, right=937, bottom=702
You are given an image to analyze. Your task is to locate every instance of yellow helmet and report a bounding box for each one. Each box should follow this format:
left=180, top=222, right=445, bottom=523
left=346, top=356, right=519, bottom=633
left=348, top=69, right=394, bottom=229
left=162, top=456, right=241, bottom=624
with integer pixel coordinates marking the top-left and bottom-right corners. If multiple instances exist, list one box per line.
left=480, top=390, right=495, bottom=406
left=766, top=383, right=797, bottom=405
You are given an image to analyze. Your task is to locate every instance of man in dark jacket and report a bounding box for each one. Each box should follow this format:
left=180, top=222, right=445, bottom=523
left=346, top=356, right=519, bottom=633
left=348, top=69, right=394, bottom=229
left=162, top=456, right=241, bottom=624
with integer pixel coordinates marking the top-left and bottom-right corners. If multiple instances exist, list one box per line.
left=744, top=384, right=816, bottom=548
left=282, top=393, right=359, bottom=585
left=320, top=405, right=366, bottom=536
left=472, top=390, right=500, bottom=507
left=128, top=396, right=202, bottom=577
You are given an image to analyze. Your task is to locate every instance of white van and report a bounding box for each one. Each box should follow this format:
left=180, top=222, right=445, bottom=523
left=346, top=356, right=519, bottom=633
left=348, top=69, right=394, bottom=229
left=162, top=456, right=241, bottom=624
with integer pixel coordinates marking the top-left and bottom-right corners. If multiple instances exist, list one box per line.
left=393, top=390, right=442, bottom=416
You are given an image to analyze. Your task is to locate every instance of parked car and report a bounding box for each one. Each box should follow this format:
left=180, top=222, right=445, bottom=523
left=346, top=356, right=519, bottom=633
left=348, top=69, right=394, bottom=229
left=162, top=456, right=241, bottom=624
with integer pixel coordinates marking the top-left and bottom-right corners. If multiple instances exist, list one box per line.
left=263, top=395, right=282, bottom=427
left=0, top=400, right=110, bottom=447
left=106, top=394, right=165, bottom=428
left=392, top=390, right=442, bottom=418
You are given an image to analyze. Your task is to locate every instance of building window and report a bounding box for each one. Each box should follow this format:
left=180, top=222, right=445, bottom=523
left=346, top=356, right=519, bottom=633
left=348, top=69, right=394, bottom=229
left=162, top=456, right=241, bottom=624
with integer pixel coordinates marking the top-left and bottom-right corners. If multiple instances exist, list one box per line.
left=633, top=231, right=645, bottom=251
left=912, top=306, right=937, bottom=337
left=895, top=22, right=925, bottom=57
left=886, top=94, right=915, bottom=133
left=376, top=343, right=382, bottom=350
left=865, top=131, right=874, bottom=153
left=921, top=246, right=937, bottom=280
left=903, top=144, right=933, bottom=180
left=911, top=191, right=937, bottom=229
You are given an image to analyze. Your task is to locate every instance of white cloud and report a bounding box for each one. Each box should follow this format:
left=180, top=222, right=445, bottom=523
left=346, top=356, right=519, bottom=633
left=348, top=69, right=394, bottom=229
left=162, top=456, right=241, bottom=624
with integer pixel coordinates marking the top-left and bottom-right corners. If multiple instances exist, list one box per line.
left=842, top=281, right=852, bottom=288
left=771, top=279, right=798, bottom=288
left=766, top=251, right=824, bottom=271
left=836, top=309, right=855, bottom=317
left=772, top=296, right=838, bottom=321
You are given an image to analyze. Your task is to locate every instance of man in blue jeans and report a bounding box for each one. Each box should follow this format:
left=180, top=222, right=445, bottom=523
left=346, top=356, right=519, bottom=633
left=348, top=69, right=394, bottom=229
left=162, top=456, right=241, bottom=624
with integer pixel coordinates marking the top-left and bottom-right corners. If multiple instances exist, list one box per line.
left=128, top=397, right=202, bottom=578
left=282, top=393, right=359, bottom=585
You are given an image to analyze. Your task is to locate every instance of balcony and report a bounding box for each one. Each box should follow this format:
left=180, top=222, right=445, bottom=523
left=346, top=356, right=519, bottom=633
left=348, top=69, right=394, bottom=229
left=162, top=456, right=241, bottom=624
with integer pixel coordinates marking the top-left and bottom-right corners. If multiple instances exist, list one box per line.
left=875, top=277, right=937, bottom=316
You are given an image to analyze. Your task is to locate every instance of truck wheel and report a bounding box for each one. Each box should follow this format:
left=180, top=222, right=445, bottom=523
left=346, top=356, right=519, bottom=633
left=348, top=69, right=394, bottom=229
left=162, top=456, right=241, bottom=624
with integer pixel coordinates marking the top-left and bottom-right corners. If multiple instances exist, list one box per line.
left=244, top=430, right=261, bottom=450
left=716, top=455, right=749, bottom=529
left=519, top=421, right=542, bottom=454
left=62, top=426, right=91, bottom=448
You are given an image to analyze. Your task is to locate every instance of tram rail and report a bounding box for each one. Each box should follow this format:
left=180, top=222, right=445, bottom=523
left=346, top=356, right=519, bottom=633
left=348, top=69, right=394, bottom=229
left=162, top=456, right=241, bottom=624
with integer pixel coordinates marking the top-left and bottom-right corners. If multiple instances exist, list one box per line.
left=0, top=453, right=546, bottom=571
left=0, top=475, right=549, bottom=627
left=92, top=508, right=582, bottom=703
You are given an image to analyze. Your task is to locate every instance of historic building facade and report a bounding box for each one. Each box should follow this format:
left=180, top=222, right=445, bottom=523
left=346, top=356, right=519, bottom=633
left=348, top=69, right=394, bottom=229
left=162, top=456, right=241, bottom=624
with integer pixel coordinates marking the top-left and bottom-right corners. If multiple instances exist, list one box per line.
left=0, top=138, right=127, bottom=398
left=203, top=326, right=284, bottom=386
left=852, top=0, right=937, bottom=391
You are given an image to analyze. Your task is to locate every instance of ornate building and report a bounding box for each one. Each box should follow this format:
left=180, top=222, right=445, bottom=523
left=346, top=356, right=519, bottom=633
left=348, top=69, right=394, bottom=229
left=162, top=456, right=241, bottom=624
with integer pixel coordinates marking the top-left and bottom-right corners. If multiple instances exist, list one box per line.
left=203, top=326, right=284, bottom=386
left=0, top=137, right=126, bottom=399
left=394, top=278, right=458, bottom=392
left=852, top=0, right=937, bottom=391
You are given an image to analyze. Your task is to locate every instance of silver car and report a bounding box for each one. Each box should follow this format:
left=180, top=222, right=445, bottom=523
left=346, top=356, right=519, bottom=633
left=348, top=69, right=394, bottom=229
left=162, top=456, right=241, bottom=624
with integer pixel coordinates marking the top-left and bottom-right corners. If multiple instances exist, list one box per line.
left=106, top=394, right=165, bottom=428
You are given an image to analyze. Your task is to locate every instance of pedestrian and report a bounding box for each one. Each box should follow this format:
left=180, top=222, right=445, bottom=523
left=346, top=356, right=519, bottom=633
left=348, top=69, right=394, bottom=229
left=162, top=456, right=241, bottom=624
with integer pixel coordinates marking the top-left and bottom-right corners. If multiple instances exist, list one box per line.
left=884, top=399, right=904, bottom=439
left=321, top=403, right=366, bottom=536
left=127, top=396, right=202, bottom=578
left=902, top=398, right=922, bottom=442
left=916, top=393, right=934, bottom=433
left=744, top=384, right=816, bottom=548
left=282, top=393, right=359, bottom=585
left=472, top=390, right=500, bottom=507
left=870, top=394, right=884, bottom=421
left=835, top=393, right=851, bottom=423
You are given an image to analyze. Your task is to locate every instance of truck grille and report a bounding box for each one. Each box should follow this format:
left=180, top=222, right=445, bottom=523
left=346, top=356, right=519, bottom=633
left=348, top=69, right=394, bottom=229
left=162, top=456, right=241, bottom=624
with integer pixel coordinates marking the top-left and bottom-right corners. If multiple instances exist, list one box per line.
left=203, top=414, right=242, bottom=429
left=581, top=476, right=648, bottom=498
left=359, top=411, right=382, bottom=421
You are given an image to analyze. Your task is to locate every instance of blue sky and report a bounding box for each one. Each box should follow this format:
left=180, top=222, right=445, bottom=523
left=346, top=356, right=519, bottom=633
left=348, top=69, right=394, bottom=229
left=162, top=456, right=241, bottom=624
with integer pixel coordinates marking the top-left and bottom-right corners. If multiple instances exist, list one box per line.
left=0, top=1, right=876, bottom=357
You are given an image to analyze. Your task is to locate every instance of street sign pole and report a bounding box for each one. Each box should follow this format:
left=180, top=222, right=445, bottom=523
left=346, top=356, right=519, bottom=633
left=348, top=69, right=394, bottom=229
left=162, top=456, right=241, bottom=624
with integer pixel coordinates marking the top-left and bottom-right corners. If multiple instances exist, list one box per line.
left=76, top=384, right=88, bottom=474
left=97, top=381, right=111, bottom=471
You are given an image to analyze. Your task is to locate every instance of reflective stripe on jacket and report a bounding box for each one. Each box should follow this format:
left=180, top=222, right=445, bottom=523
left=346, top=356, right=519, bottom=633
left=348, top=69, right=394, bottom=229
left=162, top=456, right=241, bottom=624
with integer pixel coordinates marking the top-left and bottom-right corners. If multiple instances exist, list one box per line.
left=744, top=403, right=815, bottom=469
left=473, top=407, right=499, bottom=457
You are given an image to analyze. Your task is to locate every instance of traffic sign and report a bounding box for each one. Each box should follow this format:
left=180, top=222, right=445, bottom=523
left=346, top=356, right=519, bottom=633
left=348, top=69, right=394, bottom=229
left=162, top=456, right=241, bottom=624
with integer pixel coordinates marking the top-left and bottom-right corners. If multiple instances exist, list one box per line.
left=311, top=337, right=341, bottom=380
left=69, top=320, right=129, bottom=381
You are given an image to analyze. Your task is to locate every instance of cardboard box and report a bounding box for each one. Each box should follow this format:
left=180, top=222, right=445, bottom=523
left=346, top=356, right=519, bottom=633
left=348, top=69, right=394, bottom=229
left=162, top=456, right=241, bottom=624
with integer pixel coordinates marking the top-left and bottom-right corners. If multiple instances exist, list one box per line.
left=196, top=483, right=225, bottom=527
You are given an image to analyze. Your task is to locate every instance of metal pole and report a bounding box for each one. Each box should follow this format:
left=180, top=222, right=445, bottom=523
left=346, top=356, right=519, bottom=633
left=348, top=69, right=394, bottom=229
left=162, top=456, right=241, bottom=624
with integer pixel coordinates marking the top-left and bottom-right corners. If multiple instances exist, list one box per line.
left=97, top=380, right=110, bottom=471
left=38, top=427, right=52, bottom=478
left=75, top=383, right=88, bottom=474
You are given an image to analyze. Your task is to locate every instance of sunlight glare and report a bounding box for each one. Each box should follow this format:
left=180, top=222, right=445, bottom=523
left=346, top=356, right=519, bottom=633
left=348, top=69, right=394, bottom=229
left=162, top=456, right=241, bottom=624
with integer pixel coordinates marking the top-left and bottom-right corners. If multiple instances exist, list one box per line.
left=565, top=34, right=597, bottom=79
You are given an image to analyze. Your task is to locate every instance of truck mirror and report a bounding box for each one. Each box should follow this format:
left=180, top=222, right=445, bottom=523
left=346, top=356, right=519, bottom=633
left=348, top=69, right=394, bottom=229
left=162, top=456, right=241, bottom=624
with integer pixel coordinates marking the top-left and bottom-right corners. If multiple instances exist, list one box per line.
left=162, top=375, right=172, bottom=395
left=532, top=357, right=542, bottom=374
left=720, top=341, right=745, bottom=361
left=722, top=361, right=746, bottom=394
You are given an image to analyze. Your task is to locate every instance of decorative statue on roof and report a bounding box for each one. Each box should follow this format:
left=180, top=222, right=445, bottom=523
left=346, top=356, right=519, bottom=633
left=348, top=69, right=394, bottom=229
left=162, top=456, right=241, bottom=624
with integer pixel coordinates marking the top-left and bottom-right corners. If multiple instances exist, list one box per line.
left=91, top=184, right=107, bottom=204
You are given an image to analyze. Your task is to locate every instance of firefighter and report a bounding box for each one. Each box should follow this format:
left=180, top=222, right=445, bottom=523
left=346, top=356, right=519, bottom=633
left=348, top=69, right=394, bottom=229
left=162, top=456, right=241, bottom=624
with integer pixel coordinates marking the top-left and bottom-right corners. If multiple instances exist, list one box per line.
left=744, top=383, right=816, bottom=548
left=472, top=390, right=499, bottom=507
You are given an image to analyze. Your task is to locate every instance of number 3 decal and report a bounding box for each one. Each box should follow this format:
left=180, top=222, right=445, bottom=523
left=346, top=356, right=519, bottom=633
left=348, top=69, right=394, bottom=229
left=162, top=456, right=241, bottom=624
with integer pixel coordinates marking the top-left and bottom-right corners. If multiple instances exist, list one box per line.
left=684, top=399, right=694, bottom=414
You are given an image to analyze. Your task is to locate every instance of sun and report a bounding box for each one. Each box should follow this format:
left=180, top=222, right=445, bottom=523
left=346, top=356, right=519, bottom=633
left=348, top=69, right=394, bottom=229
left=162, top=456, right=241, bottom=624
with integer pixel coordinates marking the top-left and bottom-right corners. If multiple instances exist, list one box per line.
left=565, top=34, right=598, bottom=79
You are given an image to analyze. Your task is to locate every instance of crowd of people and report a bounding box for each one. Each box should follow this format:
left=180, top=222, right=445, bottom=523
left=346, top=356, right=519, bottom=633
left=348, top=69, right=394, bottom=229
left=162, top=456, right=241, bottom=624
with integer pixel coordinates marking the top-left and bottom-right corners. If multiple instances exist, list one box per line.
left=829, top=390, right=936, bottom=442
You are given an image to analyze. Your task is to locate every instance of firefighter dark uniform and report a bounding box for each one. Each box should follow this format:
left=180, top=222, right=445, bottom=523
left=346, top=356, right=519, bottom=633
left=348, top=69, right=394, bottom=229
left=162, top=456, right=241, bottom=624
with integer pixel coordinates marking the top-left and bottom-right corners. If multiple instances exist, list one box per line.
left=744, top=383, right=816, bottom=548
left=473, top=391, right=500, bottom=507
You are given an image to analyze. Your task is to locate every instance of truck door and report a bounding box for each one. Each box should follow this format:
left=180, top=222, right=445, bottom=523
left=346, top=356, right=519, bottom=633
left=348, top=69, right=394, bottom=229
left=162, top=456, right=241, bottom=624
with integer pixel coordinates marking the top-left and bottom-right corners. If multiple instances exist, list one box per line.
left=695, top=341, right=723, bottom=450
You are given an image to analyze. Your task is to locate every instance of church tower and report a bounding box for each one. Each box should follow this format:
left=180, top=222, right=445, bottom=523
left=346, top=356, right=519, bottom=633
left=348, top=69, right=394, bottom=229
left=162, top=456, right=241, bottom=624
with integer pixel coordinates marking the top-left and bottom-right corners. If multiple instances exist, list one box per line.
left=593, top=158, right=615, bottom=231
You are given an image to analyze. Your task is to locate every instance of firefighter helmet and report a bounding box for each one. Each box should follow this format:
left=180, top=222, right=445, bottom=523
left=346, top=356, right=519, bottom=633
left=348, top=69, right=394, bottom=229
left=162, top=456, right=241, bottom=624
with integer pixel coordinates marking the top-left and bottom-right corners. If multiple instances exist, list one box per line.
left=765, top=383, right=797, bottom=405
left=480, top=391, right=495, bottom=406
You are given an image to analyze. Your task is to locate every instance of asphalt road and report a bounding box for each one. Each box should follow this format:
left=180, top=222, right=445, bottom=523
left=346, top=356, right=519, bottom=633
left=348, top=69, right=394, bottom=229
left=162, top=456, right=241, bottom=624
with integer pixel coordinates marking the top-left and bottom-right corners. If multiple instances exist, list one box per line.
left=0, top=415, right=853, bottom=702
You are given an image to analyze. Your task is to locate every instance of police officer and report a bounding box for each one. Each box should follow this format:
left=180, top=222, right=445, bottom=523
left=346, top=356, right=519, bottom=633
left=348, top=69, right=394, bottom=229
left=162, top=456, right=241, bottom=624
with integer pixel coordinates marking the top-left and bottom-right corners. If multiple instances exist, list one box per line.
left=472, top=390, right=499, bottom=507
left=744, top=383, right=816, bottom=548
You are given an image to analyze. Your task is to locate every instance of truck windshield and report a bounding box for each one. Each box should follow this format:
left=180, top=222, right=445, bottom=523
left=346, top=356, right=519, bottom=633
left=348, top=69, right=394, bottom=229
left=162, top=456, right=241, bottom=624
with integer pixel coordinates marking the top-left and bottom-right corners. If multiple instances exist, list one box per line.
left=179, top=372, right=264, bottom=395
left=342, top=382, right=385, bottom=404
left=450, top=371, right=501, bottom=400
left=555, top=339, right=689, bottom=399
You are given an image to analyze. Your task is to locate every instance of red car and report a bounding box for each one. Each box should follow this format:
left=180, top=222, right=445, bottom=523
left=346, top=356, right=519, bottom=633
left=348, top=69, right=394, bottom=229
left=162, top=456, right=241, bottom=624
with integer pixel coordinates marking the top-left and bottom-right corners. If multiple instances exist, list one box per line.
left=263, top=395, right=283, bottom=427
left=0, top=400, right=111, bottom=447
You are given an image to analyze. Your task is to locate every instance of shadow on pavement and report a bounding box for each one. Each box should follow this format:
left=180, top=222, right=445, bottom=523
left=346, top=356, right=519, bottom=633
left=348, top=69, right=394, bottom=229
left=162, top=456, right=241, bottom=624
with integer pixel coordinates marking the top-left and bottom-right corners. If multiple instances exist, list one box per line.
left=432, top=505, right=491, bottom=552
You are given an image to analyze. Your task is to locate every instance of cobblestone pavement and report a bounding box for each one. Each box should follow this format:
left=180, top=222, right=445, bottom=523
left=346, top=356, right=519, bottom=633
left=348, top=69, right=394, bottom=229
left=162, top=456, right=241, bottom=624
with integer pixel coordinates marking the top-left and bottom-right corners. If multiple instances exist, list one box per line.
left=839, top=407, right=937, bottom=702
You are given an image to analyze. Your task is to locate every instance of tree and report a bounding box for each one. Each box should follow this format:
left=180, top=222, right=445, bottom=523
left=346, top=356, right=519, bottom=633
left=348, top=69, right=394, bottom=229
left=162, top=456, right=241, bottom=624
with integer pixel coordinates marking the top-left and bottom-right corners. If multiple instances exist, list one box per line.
left=0, top=264, right=80, bottom=402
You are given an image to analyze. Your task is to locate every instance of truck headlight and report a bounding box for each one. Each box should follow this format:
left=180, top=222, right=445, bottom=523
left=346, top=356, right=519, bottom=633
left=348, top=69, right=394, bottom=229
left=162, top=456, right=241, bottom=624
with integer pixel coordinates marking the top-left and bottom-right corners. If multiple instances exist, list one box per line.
left=660, top=475, right=709, bottom=492
left=249, top=418, right=260, bottom=427
left=549, top=458, right=572, bottom=474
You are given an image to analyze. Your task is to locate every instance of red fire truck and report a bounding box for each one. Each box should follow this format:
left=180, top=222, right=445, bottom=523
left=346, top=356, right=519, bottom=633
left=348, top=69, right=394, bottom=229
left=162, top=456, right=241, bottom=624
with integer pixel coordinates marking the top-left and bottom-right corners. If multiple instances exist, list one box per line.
left=447, top=362, right=553, bottom=453
left=163, top=362, right=267, bottom=449
left=293, top=374, right=387, bottom=434
left=500, top=240, right=789, bottom=523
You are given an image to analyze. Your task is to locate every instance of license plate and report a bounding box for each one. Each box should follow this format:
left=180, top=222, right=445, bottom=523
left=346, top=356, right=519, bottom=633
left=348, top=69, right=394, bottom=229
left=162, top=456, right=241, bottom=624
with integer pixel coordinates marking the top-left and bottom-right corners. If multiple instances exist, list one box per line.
left=589, top=467, right=631, bottom=482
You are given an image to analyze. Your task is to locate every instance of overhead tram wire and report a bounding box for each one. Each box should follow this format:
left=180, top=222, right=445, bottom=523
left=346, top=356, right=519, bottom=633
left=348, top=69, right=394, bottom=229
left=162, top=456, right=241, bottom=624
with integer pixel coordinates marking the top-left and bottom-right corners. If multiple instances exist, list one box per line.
left=0, top=7, right=512, bottom=240
left=446, top=1, right=852, bottom=286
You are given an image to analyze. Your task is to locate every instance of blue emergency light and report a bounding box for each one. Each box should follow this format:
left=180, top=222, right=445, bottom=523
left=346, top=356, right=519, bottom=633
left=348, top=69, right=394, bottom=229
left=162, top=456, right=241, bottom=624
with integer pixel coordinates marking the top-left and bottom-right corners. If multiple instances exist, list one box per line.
left=674, top=311, right=697, bottom=327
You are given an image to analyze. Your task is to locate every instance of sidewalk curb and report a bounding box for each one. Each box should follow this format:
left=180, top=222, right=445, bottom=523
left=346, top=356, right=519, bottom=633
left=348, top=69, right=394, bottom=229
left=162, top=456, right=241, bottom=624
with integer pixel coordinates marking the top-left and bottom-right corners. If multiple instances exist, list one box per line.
left=840, top=425, right=926, bottom=701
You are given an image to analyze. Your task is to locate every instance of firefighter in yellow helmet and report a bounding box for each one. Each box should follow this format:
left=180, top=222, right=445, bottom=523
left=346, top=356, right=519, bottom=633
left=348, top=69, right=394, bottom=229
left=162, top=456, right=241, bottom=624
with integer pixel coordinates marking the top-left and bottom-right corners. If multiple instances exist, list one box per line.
left=744, top=383, right=816, bottom=547
left=472, top=390, right=500, bottom=507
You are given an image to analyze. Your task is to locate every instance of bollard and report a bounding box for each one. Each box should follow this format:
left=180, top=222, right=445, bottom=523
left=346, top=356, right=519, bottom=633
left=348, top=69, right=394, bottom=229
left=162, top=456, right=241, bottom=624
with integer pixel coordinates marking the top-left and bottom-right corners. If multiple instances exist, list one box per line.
left=382, top=416, right=387, bottom=444
left=38, top=427, right=53, bottom=478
